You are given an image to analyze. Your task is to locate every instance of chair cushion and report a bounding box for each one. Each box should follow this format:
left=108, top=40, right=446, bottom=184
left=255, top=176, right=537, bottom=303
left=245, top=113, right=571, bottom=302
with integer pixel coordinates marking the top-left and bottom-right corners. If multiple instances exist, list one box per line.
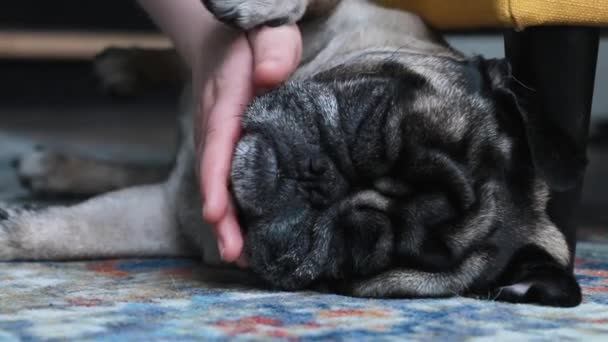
left=378, top=0, right=608, bottom=30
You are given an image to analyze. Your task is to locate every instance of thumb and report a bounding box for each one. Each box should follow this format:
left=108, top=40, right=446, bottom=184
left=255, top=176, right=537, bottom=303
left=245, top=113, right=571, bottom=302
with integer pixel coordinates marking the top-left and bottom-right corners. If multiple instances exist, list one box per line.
left=248, top=25, right=302, bottom=88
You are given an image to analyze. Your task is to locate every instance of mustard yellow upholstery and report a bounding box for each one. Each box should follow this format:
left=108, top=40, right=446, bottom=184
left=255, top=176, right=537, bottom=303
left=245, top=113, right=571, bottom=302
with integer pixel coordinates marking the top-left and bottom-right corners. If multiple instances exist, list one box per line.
left=377, top=0, right=608, bottom=30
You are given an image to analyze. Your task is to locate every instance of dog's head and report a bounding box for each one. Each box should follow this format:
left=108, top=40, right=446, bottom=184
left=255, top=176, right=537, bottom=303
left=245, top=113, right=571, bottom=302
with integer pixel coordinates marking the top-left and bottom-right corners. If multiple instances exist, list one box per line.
left=230, top=53, right=586, bottom=293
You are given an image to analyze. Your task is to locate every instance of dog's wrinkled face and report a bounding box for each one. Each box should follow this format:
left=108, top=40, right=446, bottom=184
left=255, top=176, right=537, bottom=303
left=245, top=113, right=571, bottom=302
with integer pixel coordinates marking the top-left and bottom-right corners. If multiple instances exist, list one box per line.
left=230, top=53, right=584, bottom=293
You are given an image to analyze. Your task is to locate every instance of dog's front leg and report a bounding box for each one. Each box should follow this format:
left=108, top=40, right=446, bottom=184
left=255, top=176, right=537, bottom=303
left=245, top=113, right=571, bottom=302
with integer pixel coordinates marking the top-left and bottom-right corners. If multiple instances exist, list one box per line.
left=0, top=182, right=196, bottom=261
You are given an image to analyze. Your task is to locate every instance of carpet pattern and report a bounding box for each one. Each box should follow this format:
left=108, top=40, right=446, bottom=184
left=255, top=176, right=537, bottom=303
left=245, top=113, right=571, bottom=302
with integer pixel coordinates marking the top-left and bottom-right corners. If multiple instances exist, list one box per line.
left=1, top=242, right=607, bottom=341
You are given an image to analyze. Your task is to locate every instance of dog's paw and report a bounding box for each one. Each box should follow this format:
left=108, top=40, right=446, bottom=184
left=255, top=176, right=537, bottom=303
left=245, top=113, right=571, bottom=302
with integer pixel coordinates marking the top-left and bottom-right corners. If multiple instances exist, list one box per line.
left=94, top=47, right=142, bottom=96
left=493, top=265, right=582, bottom=307
left=13, top=147, right=78, bottom=196
left=0, top=209, right=19, bottom=260
left=202, top=0, right=307, bottom=30
left=0, top=204, right=37, bottom=261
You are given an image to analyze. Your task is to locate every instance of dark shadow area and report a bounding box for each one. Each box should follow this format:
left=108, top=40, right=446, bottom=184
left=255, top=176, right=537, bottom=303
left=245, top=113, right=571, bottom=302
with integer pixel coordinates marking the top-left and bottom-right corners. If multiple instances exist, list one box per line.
left=0, top=0, right=157, bottom=32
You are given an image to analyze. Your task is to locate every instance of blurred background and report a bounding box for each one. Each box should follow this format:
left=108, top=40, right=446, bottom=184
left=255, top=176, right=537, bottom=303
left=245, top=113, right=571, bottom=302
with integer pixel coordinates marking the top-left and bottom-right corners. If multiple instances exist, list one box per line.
left=0, top=1, right=606, bottom=234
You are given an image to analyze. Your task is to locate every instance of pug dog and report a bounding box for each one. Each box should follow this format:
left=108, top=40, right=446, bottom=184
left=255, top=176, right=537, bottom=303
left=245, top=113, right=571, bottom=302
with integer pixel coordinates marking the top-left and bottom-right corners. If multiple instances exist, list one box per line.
left=1, top=0, right=586, bottom=307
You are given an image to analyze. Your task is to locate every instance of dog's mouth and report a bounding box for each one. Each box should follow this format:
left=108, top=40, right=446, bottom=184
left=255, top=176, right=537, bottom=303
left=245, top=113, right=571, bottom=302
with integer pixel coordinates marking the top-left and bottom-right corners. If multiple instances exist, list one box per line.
left=230, top=126, right=351, bottom=289
left=235, top=183, right=397, bottom=290
left=231, top=128, right=479, bottom=290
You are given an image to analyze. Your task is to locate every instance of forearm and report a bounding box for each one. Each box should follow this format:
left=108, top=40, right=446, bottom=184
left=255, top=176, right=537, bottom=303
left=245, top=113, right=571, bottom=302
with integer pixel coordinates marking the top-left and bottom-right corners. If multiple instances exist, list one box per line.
left=136, top=0, right=235, bottom=69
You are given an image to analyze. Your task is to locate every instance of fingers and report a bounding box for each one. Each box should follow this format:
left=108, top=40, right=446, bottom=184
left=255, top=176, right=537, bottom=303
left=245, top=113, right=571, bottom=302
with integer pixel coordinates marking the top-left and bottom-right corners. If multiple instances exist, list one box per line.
left=196, top=25, right=303, bottom=264
left=213, top=202, right=244, bottom=262
left=198, top=35, right=253, bottom=261
left=248, top=24, right=302, bottom=88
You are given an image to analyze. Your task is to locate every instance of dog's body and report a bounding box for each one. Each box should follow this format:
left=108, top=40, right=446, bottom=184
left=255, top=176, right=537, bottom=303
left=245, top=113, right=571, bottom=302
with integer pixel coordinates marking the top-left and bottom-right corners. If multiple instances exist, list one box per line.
left=1, top=0, right=585, bottom=306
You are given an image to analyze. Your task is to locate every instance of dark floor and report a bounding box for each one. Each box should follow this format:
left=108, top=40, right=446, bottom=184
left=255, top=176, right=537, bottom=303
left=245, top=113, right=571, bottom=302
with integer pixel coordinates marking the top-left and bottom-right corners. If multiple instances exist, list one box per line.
left=0, top=58, right=607, bottom=235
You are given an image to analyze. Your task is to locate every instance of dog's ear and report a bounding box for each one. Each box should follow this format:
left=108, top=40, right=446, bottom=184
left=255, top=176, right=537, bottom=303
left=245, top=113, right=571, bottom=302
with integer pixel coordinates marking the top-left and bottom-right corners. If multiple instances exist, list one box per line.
left=476, top=57, right=587, bottom=191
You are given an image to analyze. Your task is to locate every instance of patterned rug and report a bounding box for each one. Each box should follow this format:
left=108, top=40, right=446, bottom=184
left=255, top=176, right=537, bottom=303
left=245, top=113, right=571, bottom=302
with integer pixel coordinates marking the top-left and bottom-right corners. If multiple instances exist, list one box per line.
left=1, top=241, right=607, bottom=341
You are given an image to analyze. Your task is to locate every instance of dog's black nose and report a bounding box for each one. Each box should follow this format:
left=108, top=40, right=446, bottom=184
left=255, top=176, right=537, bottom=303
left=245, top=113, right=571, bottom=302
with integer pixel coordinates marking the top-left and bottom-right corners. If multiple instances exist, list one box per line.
left=309, top=156, right=330, bottom=175
left=299, top=156, right=341, bottom=208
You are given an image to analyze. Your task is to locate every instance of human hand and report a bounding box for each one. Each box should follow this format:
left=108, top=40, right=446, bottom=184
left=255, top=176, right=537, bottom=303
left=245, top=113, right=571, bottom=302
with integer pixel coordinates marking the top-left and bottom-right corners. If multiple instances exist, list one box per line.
left=196, top=25, right=302, bottom=265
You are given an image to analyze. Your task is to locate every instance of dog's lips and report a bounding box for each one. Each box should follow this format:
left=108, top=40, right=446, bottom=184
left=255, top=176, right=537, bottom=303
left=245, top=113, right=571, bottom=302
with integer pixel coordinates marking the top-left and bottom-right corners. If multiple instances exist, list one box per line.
left=257, top=202, right=341, bottom=289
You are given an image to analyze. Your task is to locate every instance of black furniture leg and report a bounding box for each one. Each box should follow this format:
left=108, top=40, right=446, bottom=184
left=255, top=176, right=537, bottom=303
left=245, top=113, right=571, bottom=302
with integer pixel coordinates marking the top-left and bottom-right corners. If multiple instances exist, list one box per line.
left=504, top=27, right=600, bottom=270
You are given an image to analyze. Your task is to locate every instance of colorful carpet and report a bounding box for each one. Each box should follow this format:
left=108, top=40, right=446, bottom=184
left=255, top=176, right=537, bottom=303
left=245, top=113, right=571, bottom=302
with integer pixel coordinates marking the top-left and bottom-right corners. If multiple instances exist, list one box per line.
left=0, top=242, right=607, bottom=341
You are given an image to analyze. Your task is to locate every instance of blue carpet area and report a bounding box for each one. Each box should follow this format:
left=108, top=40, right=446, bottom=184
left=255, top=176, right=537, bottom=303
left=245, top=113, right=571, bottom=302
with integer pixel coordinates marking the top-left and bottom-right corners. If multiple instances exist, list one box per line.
left=0, top=241, right=607, bottom=341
